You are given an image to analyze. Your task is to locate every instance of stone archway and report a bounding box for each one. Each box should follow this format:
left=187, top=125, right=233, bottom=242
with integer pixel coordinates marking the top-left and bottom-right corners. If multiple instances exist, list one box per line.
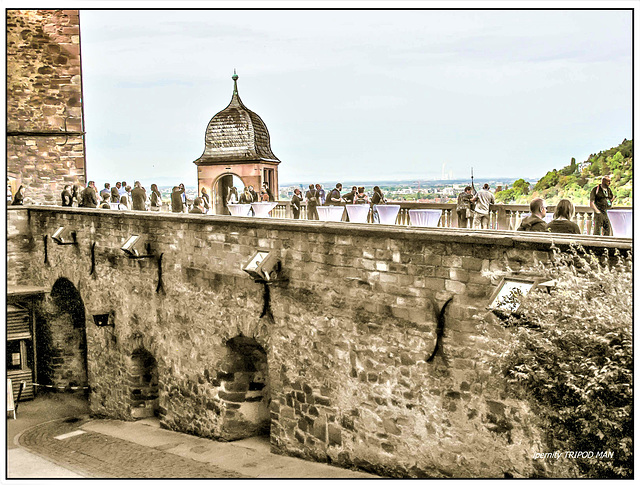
left=218, top=335, right=270, bottom=440
left=212, top=173, right=245, bottom=214
left=38, top=277, right=88, bottom=392
left=127, top=348, right=159, bottom=419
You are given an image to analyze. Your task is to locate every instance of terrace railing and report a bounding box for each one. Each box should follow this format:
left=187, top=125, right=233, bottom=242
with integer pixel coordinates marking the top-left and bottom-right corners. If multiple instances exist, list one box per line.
left=270, top=201, right=632, bottom=236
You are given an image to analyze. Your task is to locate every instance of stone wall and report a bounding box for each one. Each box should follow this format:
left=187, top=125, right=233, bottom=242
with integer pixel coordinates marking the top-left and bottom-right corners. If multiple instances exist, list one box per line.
left=6, top=206, right=631, bottom=477
left=7, top=9, right=85, bottom=204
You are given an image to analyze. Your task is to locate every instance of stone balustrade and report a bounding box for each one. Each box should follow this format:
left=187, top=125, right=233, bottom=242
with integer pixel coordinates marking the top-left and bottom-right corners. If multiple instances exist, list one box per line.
left=271, top=200, right=632, bottom=236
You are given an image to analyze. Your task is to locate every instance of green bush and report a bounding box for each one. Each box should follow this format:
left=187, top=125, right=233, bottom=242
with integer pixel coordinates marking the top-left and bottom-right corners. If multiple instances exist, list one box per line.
left=488, top=248, right=632, bottom=478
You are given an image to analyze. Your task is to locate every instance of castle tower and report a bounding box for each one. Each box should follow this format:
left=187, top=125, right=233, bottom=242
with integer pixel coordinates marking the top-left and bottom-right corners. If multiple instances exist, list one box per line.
left=194, top=72, right=281, bottom=214
left=6, top=10, right=86, bottom=205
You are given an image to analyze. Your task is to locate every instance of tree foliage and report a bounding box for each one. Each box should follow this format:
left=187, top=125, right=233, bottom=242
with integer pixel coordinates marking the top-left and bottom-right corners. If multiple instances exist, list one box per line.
left=510, top=140, right=632, bottom=206
left=486, top=248, right=632, bottom=478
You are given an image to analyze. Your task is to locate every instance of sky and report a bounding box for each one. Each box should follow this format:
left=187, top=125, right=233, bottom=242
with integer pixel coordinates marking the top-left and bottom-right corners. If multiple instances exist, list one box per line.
left=78, top=5, right=633, bottom=187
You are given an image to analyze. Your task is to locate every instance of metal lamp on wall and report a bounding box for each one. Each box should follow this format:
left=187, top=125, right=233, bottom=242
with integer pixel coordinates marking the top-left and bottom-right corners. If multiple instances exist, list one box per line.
left=52, top=226, right=77, bottom=245
left=242, top=250, right=280, bottom=282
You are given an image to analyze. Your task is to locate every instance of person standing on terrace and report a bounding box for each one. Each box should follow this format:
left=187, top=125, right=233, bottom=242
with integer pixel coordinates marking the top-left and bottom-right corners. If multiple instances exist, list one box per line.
left=100, top=183, right=111, bottom=200
left=61, top=185, right=73, bottom=207
left=456, top=186, right=473, bottom=228
left=291, top=188, right=302, bottom=219
left=171, top=185, right=184, bottom=213
left=150, top=184, right=162, bottom=211
left=131, top=181, right=147, bottom=211
left=227, top=186, right=239, bottom=204
left=111, top=182, right=121, bottom=203
left=200, top=187, right=210, bottom=213
left=326, top=183, right=343, bottom=205
left=305, top=184, right=320, bottom=220
left=343, top=185, right=357, bottom=204
left=354, top=187, right=369, bottom=204
left=517, top=198, right=548, bottom=232
left=80, top=181, right=98, bottom=208
left=471, top=183, right=495, bottom=229
left=590, top=175, right=615, bottom=236
left=315, top=184, right=325, bottom=205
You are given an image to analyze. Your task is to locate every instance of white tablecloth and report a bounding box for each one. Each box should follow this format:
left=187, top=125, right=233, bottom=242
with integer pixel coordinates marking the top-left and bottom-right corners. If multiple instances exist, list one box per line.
left=251, top=202, right=278, bottom=218
left=317, top=206, right=345, bottom=222
left=608, top=209, right=632, bottom=238
left=345, top=204, right=370, bottom=223
left=374, top=204, right=400, bottom=225
left=409, top=209, right=441, bottom=227
left=228, top=204, right=252, bottom=217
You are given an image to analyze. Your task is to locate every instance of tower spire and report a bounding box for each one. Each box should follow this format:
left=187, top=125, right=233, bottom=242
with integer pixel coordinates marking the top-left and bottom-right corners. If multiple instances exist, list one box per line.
left=232, top=69, right=238, bottom=96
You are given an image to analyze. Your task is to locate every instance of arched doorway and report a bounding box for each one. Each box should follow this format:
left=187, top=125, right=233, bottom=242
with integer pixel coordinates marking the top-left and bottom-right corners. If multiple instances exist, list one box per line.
left=38, top=277, right=88, bottom=393
left=127, top=348, right=159, bottom=419
left=212, top=173, right=245, bottom=214
left=219, top=335, right=270, bottom=440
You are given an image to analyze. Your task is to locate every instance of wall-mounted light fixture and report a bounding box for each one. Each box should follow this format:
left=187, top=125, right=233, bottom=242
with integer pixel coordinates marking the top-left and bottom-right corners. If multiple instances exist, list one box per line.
left=52, top=226, right=77, bottom=245
left=488, top=276, right=538, bottom=312
left=121, top=235, right=153, bottom=259
left=120, top=236, right=164, bottom=293
left=92, top=313, right=113, bottom=327
left=243, top=250, right=280, bottom=282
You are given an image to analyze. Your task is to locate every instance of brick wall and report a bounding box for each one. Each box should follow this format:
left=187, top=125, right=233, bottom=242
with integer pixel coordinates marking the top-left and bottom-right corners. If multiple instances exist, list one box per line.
left=7, top=9, right=85, bottom=204
left=7, top=206, right=631, bottom=477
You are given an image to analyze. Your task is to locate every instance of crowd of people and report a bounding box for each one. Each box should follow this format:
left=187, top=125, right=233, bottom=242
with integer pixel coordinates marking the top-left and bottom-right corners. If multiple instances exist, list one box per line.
left=287, top=183, right=387, bottom=220
left=455, top=175, right=616, bottom=235
left=8, top=176, right=618, bottom=236
left=54, top=180, right=210, bottom=214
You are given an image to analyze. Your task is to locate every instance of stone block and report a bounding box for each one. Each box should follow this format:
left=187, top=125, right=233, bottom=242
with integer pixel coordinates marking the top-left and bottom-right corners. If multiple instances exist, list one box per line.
left=312, top=418, right=327, bottom=442
left=328, top=423, right=342, bottom=447
left=445, top=279, right=466, bottom=294
left=218, top=391, right=246, bottom=402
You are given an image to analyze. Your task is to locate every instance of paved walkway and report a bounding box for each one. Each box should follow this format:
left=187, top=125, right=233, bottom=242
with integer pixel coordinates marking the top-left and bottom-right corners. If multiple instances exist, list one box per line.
left=8, top=394, right=376, bottom=479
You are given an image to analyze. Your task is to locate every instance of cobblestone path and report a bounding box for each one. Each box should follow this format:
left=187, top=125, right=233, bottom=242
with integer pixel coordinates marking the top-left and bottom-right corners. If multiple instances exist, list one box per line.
left=18, top=418, right=248, bottom=478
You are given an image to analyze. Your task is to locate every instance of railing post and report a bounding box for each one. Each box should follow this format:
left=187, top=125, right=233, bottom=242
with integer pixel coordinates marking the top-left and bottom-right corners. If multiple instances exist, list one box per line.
left=495, top=205, right=509, bottom=230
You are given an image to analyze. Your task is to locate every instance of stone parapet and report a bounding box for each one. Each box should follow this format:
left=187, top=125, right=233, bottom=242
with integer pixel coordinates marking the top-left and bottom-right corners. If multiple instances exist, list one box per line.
left=6, top=206, right=632, bottom=477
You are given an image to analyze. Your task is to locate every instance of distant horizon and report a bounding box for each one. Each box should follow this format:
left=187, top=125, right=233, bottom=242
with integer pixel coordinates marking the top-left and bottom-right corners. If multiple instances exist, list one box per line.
left=140, top=176, right=533, bottom=190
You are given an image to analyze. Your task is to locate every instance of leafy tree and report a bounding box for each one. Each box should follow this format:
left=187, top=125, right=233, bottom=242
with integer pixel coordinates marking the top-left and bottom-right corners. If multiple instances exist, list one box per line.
left=512, top=178, right=530, bottom=195
left=484, top=248, right=632, bottom=478
left=495, top=188, right=516, bottom=203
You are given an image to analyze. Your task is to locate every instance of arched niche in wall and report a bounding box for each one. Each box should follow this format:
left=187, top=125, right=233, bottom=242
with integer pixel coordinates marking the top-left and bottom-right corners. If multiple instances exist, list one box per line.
left=127, top=347, right=159, bottom=419
left=218, top=335, right=270, bottom=440
left=39, top=277, right=88, bottom=392
left=50, top=277, right=85, bottom=328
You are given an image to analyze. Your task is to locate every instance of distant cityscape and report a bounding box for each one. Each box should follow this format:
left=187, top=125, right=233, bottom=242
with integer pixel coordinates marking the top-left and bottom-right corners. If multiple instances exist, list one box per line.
left=153, top=178, right=533, bottom=204
left=277, top=178, right=532, bottom=203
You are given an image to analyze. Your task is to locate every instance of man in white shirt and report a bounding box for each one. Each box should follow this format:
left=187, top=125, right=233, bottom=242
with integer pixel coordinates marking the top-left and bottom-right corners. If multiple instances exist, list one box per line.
left=471, top=183, right=495, bottom=229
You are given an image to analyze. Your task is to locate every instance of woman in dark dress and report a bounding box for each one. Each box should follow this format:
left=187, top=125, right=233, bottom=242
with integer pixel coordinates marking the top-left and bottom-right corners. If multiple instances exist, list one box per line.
left=11, top=185, right=25, bottom=205
left=547, top=199, right=581, bottom=234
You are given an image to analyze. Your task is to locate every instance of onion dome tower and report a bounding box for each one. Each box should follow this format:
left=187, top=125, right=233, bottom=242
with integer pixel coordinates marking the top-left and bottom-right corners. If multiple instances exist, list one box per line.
left=194, top=71, right=281, bottom=214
